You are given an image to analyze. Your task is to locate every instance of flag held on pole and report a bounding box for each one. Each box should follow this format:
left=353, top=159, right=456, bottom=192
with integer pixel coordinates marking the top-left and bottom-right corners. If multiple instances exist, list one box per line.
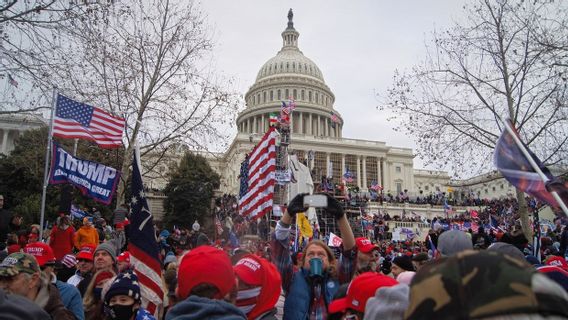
left=128, top=144, right=164, bottom=316
left=53, top=94, right=125, bottom=149
left=238, top=127, right=278, bottom=220
left=494, top=119, right=568, bottom=212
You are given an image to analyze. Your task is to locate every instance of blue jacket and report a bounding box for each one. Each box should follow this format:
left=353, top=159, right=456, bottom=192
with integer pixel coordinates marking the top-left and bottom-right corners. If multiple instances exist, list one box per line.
left=56, top=280, right=85, bottom=320
left=166, top=295, right=246, bottom=320
left=283, top=268, right=339, bottom=320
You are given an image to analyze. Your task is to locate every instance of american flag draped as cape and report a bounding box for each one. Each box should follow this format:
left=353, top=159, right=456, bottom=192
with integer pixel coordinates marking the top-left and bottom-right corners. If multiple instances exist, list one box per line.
left=128, top=145, right=164, bottom=316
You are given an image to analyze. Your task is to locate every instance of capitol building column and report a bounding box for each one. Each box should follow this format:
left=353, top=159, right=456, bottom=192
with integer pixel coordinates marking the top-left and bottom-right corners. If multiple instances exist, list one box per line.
left=299, top=112, right=303, bottom=134
left=377, top=157, right=382, bottom=187
left=1, top=129, right=9, bottom=154
left=326, top=152, right=330, bottom=177
left=341, top=154, right=346, bottom=177
left=261, top=114, right=265, bottom=133
left=308, top=113, right=313, bottom=135
left=356, top=155, right=361, bottom=188
left=362, top=156, right=367, bottom=191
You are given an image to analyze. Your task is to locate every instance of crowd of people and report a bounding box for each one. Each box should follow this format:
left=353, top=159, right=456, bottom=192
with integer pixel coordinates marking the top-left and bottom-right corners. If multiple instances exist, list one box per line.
left=1, top=192, right=568, bottom=320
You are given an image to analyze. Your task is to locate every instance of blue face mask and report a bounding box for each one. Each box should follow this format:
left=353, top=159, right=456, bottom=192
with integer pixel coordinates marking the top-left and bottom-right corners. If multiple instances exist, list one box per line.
left=93, top=288, right=103, bottom=300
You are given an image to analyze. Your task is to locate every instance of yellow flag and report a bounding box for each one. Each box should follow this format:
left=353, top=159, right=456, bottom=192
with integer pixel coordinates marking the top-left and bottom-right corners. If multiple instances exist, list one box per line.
left=297, top=213, right=313, bottom=238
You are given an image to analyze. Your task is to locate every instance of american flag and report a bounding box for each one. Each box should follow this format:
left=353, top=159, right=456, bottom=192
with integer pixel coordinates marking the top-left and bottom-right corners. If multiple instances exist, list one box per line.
left=330, top=112, right=340, bottom=123
left=343, top=168, right=354, bottom=183
left=53, top=94, right=125, bottom=149
left=238, top=127, right=278, bottom=219
left=238, top=154, right=250, bottom=199
left=215, top=215, right=224, bottom=236
left=128, top=145, right=164, bottom=316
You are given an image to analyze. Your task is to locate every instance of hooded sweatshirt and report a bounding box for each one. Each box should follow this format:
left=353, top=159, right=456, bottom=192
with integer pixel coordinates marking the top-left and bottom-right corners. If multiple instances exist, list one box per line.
left=165, top=295, right=246, bottom=320
left=49, top=224, right=75, bottom=260
left=74, top=225, right=99, bottom=250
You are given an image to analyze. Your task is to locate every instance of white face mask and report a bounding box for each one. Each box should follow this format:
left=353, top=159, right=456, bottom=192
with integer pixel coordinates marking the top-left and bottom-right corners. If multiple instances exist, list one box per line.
left=236, top=287, right=261, bottom=315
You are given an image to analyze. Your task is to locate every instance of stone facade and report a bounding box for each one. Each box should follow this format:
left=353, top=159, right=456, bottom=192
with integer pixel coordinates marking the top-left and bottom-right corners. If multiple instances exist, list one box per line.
left=0, top=113, right=46, bottom=155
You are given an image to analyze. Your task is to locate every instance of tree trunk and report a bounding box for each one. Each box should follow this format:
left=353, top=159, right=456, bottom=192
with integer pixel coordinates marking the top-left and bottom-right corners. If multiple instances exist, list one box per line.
left=516, top=189, right=533, bottom=242
left=115, top=146, right=133, bottom=209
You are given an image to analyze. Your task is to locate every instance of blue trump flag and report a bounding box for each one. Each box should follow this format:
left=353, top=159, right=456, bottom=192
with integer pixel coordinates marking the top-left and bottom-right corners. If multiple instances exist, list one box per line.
left=49, top=143, right=120, bottom=205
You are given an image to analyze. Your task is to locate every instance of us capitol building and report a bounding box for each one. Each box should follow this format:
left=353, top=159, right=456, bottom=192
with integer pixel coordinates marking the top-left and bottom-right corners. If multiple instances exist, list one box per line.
left=207, top=10, right=450, bottom=197
left=2, top=11, right=525, bottom=214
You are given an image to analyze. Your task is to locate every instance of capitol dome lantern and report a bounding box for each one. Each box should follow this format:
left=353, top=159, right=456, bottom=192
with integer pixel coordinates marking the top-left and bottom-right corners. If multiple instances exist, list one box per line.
left=237, top=9, right=343, bottom=138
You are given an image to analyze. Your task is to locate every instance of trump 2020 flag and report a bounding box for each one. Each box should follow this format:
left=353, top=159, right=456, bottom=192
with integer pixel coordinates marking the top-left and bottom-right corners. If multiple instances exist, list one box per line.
left=493, top=120, right=565, bottom=209
left=53, top=94, right=125, bottom=149
left=128, top=145, right=164, bottom=316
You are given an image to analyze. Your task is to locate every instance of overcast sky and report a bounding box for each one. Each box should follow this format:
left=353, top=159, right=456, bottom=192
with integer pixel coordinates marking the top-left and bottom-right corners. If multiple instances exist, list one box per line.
left=198, top=0, right=468, bottom=170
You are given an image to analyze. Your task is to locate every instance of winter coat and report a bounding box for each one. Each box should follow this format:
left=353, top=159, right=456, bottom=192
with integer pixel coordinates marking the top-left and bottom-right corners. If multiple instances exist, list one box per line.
left=35, top=274, right=75, bottom=320
left=56, top=280, right=85, bottom=320
left=165, top=295, right=246, bottom=320
left=74, top=226, right=99, bottom=249
left=49, top=225, right=75, bottom=260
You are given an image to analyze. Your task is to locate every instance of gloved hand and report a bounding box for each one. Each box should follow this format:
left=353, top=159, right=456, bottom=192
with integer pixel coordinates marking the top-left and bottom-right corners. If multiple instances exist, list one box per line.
left=287, top=193, right=307, bottom=217
left=325, top=194, right=344, bottom=220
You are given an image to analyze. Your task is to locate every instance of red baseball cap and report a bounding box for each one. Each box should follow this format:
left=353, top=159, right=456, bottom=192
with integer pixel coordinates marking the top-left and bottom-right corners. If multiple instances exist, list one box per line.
left=355, top=237, right=378, bottom=254
left=117, top=251, right=130, bottom=264
left=234, top=254, right=282, bottom=319
left=545, top=256, right=568, bottom=271
left=24, top=242, right=56, bottom=267
left=7, top=244, right=21, bottom=254
left=177, top=246, right=235, bottom=300
left=328, top=272, right=398, bottom=314
left=76, top=244, right=96, bottom=261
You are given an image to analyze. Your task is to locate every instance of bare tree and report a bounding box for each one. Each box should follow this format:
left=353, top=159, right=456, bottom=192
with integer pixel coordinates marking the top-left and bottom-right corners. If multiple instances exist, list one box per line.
left=0, top=1, right=95, bottom=114
left=47, top=0, right=238, bottom=204
left=382, top=0, right=568, bottom=239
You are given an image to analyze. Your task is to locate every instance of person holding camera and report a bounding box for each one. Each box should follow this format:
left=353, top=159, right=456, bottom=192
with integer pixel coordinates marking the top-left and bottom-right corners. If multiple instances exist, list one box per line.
left=272, top=193, right=356, bottom=320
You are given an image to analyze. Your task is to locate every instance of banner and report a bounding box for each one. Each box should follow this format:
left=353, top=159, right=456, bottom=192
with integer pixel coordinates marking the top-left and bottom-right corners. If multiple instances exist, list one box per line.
left=275, top=170, right=291, bottom=184
left=49, top=143, right=120, bottom=205
left=70, top=204, right=87, bottom=220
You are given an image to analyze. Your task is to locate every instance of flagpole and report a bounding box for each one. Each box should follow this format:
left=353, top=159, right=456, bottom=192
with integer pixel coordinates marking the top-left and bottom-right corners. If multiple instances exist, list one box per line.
left=503, top=120, right=568, bottom=217
left=39, top=89, right=58, bottom=240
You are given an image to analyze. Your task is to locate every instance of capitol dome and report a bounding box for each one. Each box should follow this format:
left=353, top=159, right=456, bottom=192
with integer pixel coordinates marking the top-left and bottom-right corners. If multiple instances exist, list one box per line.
left=238, top=9, right=343, bottom=139
left=255, top=45, right=325, bottom=82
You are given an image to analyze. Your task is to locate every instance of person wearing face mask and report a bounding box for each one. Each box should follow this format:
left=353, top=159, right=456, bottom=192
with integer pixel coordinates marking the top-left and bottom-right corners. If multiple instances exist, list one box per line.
left=234, top=254, right=282, bottom=320
left=49, top=214, right=75, bottom=261
left=103, top=271, right=155, bottom=320
left=83, top=270, right=115, bottom=320
left=273, top=193, right=356, bottom=320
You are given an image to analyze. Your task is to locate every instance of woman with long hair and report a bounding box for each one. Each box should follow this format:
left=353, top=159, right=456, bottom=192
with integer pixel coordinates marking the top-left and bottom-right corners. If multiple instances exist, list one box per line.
left=83, top=270, right=115, bottom=320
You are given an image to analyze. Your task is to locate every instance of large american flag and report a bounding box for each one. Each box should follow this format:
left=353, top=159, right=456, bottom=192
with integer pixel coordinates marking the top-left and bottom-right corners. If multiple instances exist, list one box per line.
left=238, top=127, right=278, bottom=219
left=53, top=94, right=125, bottom=149
left=128, top=145, right=164, bottom=316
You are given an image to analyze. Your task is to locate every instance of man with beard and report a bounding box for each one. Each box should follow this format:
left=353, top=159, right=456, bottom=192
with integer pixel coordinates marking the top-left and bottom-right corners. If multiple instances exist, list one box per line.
left=354, top=237, right=380, bottom=274
left=0, top=252, right=75, bottom=319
